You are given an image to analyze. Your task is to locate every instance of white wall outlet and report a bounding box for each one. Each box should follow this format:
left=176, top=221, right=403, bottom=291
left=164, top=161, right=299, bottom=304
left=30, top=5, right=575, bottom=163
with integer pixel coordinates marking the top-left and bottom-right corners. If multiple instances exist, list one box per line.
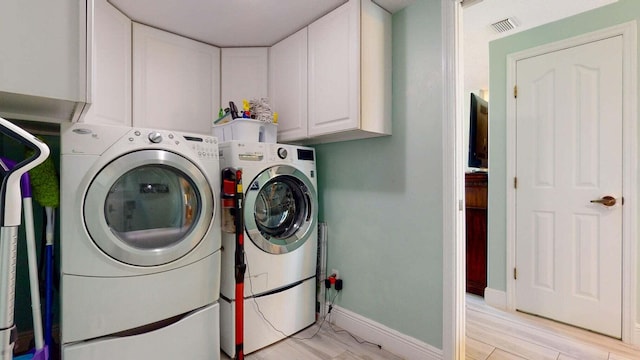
left=331, top=269, right=339, bottom=279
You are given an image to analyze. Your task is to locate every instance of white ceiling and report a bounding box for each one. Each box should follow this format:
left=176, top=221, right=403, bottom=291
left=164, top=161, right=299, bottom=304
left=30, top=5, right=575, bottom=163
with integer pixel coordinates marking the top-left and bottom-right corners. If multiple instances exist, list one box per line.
left=463, top=0, right=619, bottom=95
left=107, top=0, right=616, bottom=94
left=108, top=0, right=414, bottom=48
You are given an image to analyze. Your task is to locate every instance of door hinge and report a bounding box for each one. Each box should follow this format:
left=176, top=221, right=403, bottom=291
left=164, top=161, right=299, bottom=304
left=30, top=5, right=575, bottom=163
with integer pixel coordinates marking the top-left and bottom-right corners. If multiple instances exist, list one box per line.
left=514, top=85, right=518, bottom=98
left=514, top=177, right=518, bottom=189
left=622, top=196, right=625, bottom=205
left=513, top=267, right=518, bottom=280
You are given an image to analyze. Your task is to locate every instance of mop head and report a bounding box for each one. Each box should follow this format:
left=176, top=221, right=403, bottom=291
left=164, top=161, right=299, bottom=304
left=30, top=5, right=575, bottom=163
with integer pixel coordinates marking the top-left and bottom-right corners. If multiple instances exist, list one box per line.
left=26, top=141, right=60, bottom=208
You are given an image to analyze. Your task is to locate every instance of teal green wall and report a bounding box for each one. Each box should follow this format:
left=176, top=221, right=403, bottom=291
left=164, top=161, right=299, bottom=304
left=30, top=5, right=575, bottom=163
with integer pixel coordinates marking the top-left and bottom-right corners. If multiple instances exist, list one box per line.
left=314, top=0, right=444, bottom=348
left=488, top=0, right=640, bottom=295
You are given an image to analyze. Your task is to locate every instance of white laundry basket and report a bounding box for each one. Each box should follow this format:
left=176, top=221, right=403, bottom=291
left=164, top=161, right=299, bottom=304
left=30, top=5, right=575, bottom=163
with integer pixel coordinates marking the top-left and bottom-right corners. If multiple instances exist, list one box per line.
left=213, top=119, right=277, bottom=143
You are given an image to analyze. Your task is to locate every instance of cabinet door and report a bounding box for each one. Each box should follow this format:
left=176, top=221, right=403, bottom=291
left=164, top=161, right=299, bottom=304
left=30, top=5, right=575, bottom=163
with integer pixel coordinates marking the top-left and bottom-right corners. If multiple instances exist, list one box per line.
left=82, top=0, right=131, bottom=126
left=269, top=28, right=308, bottom=142
left=133, top=23, right=220, bottom=134
left=0, top=0, right=86, bottom=122
left=465, top=172, right=488, bottom=296
left=0, top=0, right=85, bottom=101
left=307, top=0, right=360, bottom=137
left=221, top=48, right=268, bottom=110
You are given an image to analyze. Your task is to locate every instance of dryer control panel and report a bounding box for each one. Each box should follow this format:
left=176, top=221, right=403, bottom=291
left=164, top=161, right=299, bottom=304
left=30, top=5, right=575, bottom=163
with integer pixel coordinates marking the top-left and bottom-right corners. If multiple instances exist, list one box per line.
left=181, top=134, right=218, bottom=161
left=125, top=129, right=218, bottom=161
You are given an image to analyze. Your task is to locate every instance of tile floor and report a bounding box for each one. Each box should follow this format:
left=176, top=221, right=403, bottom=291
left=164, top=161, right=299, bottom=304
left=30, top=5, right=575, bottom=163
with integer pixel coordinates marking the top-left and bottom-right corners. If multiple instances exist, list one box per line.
left=219, top=295, right=640, bottom=359
left=465, top=294, right=640, bottom=360
left=219, top=320, right=401, bottom=360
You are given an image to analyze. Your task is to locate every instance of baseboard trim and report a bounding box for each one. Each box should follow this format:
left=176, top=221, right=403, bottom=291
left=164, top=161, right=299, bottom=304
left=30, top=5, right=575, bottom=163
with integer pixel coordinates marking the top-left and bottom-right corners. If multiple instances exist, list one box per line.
left=484, top=288, right=507, bottom=310
left=327, top=304, right=443, bottom=360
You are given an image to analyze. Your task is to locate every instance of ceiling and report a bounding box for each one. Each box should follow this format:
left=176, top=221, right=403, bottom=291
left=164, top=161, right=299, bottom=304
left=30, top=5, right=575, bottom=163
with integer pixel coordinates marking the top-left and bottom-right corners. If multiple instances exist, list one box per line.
left=108, top=0, right=415, bottom=48
left=107, top=0, right=617, bottom=94
left=463, top=0, right=619, bottom=95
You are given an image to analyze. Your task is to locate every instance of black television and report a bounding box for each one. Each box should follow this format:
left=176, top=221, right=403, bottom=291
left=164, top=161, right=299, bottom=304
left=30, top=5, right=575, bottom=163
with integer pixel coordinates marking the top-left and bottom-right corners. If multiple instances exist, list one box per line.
left=468, top=93, right=488, bottom=169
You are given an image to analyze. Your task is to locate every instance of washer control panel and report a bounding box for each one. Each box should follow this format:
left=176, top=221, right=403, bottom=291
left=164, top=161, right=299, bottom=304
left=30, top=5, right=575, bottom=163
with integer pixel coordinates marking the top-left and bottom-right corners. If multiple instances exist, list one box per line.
left=268, top=144, right=315, bottom=163
left=277, top=147, right=288, bottom=159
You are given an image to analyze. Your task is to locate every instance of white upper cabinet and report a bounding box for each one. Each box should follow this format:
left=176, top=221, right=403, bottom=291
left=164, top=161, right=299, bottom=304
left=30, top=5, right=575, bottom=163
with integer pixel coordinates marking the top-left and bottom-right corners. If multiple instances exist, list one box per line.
left=221, top=48, right=268, bottom=111
left=81, top=0, right=131, bottom=126
left=132, top=23, right=220, bottom=135
left=307, top=0, right=391, bottom=143
left=308, top=0, right=360, bottom=138
left=0, top=0, right=87, bottom=123
left=269, top=28, right=308, bottom=142
left=0, top=0, right=390, bottom=136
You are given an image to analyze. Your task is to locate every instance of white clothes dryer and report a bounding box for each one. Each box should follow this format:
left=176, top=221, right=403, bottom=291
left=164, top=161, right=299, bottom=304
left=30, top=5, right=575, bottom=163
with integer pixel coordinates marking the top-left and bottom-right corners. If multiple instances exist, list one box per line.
left=60, top=123, right=221, bottom=360
left=218, top=141, right=317, bottom=357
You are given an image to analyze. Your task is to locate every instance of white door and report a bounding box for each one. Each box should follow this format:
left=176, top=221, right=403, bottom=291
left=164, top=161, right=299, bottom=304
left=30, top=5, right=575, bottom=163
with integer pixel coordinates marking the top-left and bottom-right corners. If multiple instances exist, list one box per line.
left=515, top=35, right=623, bottom=338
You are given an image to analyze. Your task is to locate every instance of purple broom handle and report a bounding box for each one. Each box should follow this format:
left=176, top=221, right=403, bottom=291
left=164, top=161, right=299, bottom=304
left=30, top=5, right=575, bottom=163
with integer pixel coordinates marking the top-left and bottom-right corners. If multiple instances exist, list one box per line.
left=0, top=157, right=32, bottom=198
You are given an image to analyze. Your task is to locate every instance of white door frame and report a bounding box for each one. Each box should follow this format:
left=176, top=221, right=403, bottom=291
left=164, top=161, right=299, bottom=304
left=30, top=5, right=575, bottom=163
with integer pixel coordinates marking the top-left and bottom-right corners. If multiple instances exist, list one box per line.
left=505, top=21, right=638, bottom=343
left=442, top=0, right=465, bottom=358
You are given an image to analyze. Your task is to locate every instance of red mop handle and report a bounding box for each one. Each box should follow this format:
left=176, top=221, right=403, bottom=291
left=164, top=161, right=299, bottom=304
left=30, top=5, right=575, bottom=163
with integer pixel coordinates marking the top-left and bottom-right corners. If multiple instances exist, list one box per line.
left=234, top=169, right=245, bottom=360
left=235, top=254, right=244, bottom=360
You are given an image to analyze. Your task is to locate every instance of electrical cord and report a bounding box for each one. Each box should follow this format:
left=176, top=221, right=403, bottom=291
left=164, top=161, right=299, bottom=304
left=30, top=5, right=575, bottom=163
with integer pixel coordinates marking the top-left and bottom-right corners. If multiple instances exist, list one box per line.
left=289, top=290, right=339, bottom=341
left=302, top=291, right=382, bottom=349
left=244, top=256, right=292, bottom=339
left=244, top=253, right=382, bottom=349
left=326, top=312, right=382, bottom=349
left=244, top=252, right=335, bottom=341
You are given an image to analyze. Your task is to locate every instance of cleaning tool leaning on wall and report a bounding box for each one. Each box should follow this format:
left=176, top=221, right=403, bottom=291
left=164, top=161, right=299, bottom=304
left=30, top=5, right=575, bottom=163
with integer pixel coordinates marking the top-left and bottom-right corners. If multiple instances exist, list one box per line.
left=0, top=117, right=50, bottom=360
left=26, top=140, right=59, bottom=349
left=0, top=157, right=49, bottom=360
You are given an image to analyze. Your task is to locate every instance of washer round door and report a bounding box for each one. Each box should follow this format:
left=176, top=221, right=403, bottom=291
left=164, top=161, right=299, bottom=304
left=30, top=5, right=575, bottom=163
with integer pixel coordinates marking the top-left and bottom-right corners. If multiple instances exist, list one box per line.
left=84, top=149, right=214, bottom=266
left=244, top=165, right=317, bottom=254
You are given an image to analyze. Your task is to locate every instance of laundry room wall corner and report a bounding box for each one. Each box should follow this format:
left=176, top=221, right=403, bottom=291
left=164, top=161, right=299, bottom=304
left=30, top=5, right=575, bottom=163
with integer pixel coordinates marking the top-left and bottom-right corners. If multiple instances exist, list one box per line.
left=314, top=0, right=445, bottom=352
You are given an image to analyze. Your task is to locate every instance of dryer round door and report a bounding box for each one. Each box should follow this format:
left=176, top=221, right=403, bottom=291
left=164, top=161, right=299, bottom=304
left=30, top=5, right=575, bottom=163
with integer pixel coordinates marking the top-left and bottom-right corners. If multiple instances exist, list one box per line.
left=84, top=149, right=214, bottom=266
left=244, top=165, right=317, bottom=254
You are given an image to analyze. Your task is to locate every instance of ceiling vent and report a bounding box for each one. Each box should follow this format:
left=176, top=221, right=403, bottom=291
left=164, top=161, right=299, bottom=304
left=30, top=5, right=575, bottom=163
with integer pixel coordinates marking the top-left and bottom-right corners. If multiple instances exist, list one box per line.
left=491, top=18, right=517, bottom=33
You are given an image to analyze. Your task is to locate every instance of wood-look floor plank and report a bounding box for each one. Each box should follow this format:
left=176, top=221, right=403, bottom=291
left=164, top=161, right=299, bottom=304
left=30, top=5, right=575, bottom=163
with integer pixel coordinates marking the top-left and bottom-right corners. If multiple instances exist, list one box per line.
left=246, top=340, right=315, bottom=360
left=467, top=308, right=608, bottom=360
left=466, top=337, right=496, bottom=360
left=332, top=350, right=365, bottom=360
left=487, top=349, right=529, bottom=360
left=557, top=353, right=579, bottom=360
left=292, top=324, right=360, bottom=359
left=466, top=294, right=640, bottom=360
left=318, top=324, right=402, bottom=360
left=608, top=352, right=639, bottom=360
left=467, top=321, right=560, bottom=360
left=224, top=294, right=640, bottom=360
left=221, top=321, right=400, bottom=360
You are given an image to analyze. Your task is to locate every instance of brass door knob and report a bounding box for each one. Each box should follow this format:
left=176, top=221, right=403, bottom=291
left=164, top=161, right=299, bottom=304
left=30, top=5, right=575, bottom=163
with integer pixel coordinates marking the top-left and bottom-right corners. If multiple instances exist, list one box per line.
left=590, top=196, right=616, bottom=207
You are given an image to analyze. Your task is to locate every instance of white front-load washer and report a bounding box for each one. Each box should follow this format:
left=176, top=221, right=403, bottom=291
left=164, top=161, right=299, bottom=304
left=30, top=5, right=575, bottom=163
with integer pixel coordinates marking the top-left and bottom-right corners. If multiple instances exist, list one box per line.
left=60, top=123, right=221, bottom=360
left=218, top=141, right=318, bottom=357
